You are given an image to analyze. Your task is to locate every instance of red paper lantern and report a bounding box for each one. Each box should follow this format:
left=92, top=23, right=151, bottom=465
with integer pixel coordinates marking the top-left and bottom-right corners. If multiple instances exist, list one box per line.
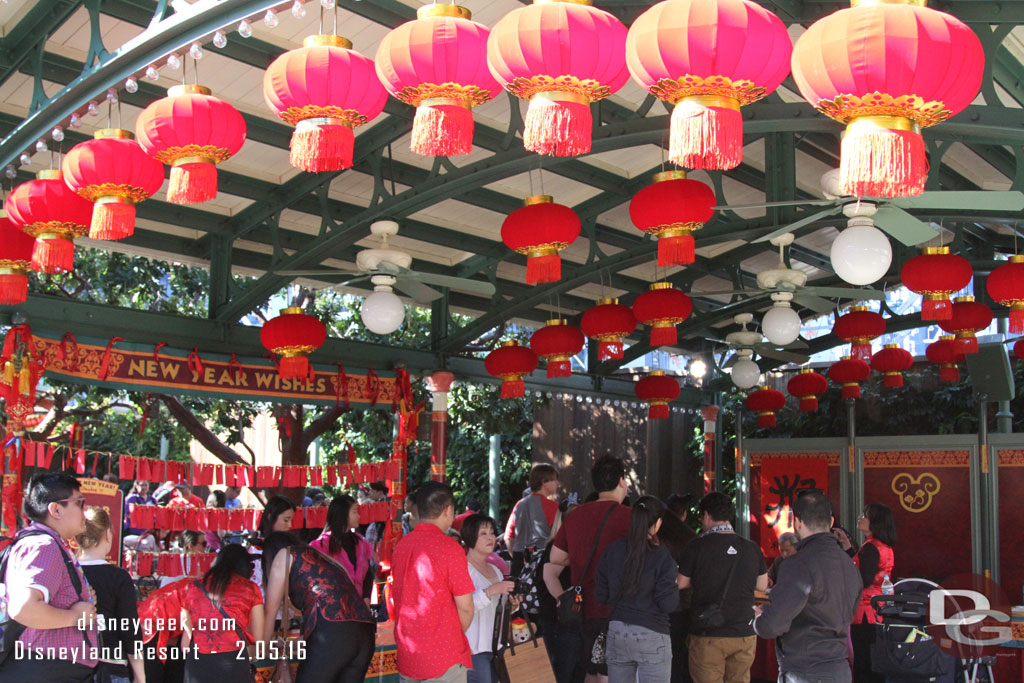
left=787, top=369, right=827, bottom=412
left=926, top=335, right=963, bottom=382
left=635, top=371, right=680, bottom=420
left=530, top=319, right=584, bottom=378
left=485, top=340, right=538, bottom=398
left=900, top=246, right=973, bottom=321
left=260, top=307, right=327, bottom=379
left=746, top=386, right=786, bottom=428
left=487, top=0, right=628, bottom=157
left=375, top=5, right=499, bottom=156
left=501, top=196, right=581, bottom=285
left=871, top=344, right=913, bottom=388
left=1013, top=339, right=1024, bottom=362
left=828, top=356, right=870, bottom=399
left=625, top=0, right=792, bottom=170
left=5, top=170, right=93, bottom=273
left=986, top=255, right=1024, bottom=334
left=136, top=84, right=246, bottom=204
left=632, top=282, right=692, bottom=348
left=937, top=296, right=992, bottom=355
left=0, top=212, right=35, bottom=305
left=580, top=298, right=637, bottom=361
left=61, top=129, right=165, bottom=241
left=832, top=306, right=886, bottom=362
left=265, top=35, right=387, bottom=172
left=792, top=2, right=983, bottom=198
left=629, top=171, right=716, bottom=267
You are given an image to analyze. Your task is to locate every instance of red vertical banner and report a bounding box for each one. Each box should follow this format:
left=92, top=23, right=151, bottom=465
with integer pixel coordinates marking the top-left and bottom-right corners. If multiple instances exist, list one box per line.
left=78, top=479, right=124, bottom=565
left=758, top=457, right=829, bottom=558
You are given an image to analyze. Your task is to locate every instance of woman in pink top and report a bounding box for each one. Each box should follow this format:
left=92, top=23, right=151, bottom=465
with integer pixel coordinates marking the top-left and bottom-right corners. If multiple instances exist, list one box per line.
left=310, top=494, right=375, bottom=605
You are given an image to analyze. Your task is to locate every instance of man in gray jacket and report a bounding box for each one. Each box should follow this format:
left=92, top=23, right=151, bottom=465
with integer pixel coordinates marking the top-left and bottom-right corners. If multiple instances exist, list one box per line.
left=753, top=490, right=862, bottom=683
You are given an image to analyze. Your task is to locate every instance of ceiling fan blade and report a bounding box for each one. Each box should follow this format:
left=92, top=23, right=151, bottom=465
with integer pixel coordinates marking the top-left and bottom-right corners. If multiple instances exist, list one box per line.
left=752, top=205, right=844, bottom=243
left=693, top=289, right=763, bottom=297
left=873, top=206, right=939, bottom=246
left=375, top=262, right=402, bottom=276
left=802, top=286, right=886, bottom=300
left=892, top=190, right=1024, bottom=213
left=404, top=271, right=497, bottom=297
left=791, top=292, right=837, bottom=314
left=712, top=199, right=836, bottom=211
left=392, top=276, right=443, bottom=303
left=782, top=338, right=809, bottom=350
left=275, top=268, right=361, bottom=277
left=756, top=347, right=810, bottom=365
left=723, top=353, right=742, bottom=369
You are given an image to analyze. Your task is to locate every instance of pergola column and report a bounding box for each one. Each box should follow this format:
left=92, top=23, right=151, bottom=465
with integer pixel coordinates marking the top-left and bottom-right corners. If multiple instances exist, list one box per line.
left=426, top=371, right=454, bottom=482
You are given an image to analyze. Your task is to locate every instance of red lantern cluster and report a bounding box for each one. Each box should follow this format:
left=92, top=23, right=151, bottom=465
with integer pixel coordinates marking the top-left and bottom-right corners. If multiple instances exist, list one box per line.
left=900, top=246, right=973, bottom=321
left=747, top=386, right=786, bottom=428
left=485, top=341, right=538, bottom=398
left=62, top=129, right=165, bottom=241
left=530, top=320, right=584, bottom=378
left=0, top=212, right=35, bottom=305
left=871, top=344, right=913, bottom=388
left=787, top=369, right=827, bottom=412
left=5, top=169, right=93, bottom=274
left=632, top=282, right=692, bottom=348
left=581, top=298, right=637, bottom=362
left=829, top=356, right=870, bottom=400
left=987, top=255, right=1024, bottom=334
left=635, top=371, right=680, bottom=420
left=629, top=171, right=716, bottom=267
left=926, top=335, right=964, bottom=383
left=260, top=307, right=327, bottom=379
left=936, top=296, right=992, bottom=355
left=501, top=196, right=581, bottom=285
left=832, top=306, right=885, bottom=362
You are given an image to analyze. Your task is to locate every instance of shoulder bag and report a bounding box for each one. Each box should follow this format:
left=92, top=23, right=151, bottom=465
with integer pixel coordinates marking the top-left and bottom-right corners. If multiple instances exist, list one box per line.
left=694, top=540, right=741, bottom=629
left=555, top=504, right=616, bottom=628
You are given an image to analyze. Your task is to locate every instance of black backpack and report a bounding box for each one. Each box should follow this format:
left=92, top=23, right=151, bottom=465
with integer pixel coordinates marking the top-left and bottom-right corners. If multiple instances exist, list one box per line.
left=0, top=528, right=83, bottom=667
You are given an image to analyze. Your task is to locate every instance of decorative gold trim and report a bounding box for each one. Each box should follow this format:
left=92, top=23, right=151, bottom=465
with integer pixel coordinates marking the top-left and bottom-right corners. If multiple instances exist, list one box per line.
left=0, top=264, right=29, bottom=275
left=891, top=472, right=940, bottom=513
left=524, top=195, right=553, bottom=206
left=650, top=282, right=673, bottom=291
left=504, top=74, right=608, bottom=102
left=650, top=370, right=666, bottom=376
left=852, top=0, right=926, bottom=6
left=21, top=222, right=88, bottom=239
left=395, top=82, right=492, bottom=108
left=168, top=84, right=212, bottom=97
left=94, top=128, right=135, bottom=140
left=37, top=169, right=63, bottom=181
left=648, top=75, right=763, bottom=107
left=520, top=244, right=567, bottom=258
left=1010, top=255, right=1024, bottom=264
left=78, top=183, right=150, bottom=203
left=645, top=222, right=703, bottom=238
left=653, top=170, right=686, bottom=182
left=420, top=96, right=471, bottom=109
left=953, top=295, right=974, bottom=303
left=153, top=144, right=231, bottom=165
left=883, top=343, right=898, bottom=349
left=303, top=35, right=352, bottom=49
left=847, top=115, right=921, bottom=134
left=272, top=344, right=317, bottom=357
left=501, top=340, right=520, bottom=348
left=280, top=307, right=304, bottom=316
left=417, top=4, right=472, bottom=19
left=535, top=0, right=593, bottom=4
left=596, top=297, right=618, bottom=306
left=278, top=104, right=367, bottom=127
left=799, top=368, right=814, bottom=374
left=546, top=319, right=567, bottom=326
left=817, top=94, right=948, bottom=127
left=850, top=305, right=868, bottom=312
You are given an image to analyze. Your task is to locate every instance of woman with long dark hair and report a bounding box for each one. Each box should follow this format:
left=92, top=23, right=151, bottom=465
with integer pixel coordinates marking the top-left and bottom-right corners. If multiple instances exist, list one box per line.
left=181, top=544, right=265, bottom=683
left=309, top=494, right=375, bottom=604
left=258, top=496, right=297, bottom=540
left=596, top=496, right=679, bottom=683
left=847, top=502, right=897, bottom=683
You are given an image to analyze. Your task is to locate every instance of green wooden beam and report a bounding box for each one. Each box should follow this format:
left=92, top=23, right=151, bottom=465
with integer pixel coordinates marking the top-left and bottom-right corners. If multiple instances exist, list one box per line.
left=0, top=0, right=82, bottom=89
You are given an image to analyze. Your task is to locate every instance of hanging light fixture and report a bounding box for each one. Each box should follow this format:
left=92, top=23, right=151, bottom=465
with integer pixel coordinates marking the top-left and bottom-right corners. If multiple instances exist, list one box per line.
left=0, top=211, right=35, bottom=305
left=500, top=196, right=581, bottom=285
left=830, top=203, right=892, bottom=285
left=936, top=296, right=993, bottom=355
left=629, top=171, right=716, bottom=267
left=787, top=369, right=828, bottom=412
left=360, top=276, right=406, bottom=335
left=871, top=344, right=913, bottom=388
left=832, top=306, right=886, bottom=362
left=581, top=298, right=637, bottom=361
left=729, top=351, right=761, bottom=390
left=926, top=335, right=963, bottom=382
left=828, top=355, right=871, bottom=399
left=632, top=282, right=692, bottom=348
left=635, top=371, right=680, bottom=420
left=900, top=246, right=973, bottom=321
left=986, top=255, right=1024, bottom=334
left=5, top=170, right=93, bottom=273
left=746, top=386, right=786, bottom=428
left=260, top=307, right=327, bottom=379
left=761, top=293, right=802, bottom=347
left=530, top=319, right=584, bottom=378
left=485, top=341, right=538, bottom=398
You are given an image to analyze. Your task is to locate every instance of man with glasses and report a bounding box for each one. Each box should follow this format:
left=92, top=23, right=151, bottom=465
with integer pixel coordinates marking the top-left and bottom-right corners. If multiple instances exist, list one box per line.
left=1, top=472, right=100, bottom=680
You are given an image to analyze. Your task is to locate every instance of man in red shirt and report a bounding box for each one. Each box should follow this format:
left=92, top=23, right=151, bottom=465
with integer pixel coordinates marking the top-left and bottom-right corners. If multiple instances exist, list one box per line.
left=451, top=499, right=481, bottom=533
left=544, top=455, right=632, bottom=683
left=392, top=481, right=476, bottom=682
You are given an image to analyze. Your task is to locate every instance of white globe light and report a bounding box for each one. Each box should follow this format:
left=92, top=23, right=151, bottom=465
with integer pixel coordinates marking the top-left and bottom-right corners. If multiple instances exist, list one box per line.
left=831, top=224, right=892, bottom=285
left=730, top=357, right=760, bottom=389
left=360, top=289, right=405, bottom=335
left=762, top=304, right=802, bottom=346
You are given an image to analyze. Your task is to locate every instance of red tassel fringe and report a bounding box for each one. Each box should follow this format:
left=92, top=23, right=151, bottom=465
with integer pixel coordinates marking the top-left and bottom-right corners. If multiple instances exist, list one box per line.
left=1011, top=309, right=1024, bottom=334
left=939, top=365, right=960, bottom=382
left=883, top=373, right=904, bottom=388
left=851, top=343, right=873, bottom=362
left=657, top=233, right=695, bottom=267
left=955, top=336, right=978, bottom=355
left=523, top=98, right=592, bottom=157
left=168, top=162, right=218, bottom=204
left=598, top=340, right=623, bottom=361
left=31, top=237, right=74, bottom=273
left=841, top=384, right=861, bottom=400
left=90, top=202, right=136, bottom=241
left=278, top=356, right=308, bottom=380
left=411, top=104, right=473, bottom=156
left=840, top=125, right=926, bottom=198
left=650, top=325, right=677, bottom=348
left=290, top=123, right=354, bottom=172
left=546, top=360, right=571, bottom=379
left=799, top=397, right=818, bottom=412
left=669, top=101, right=742, bottom=170
left=922, top=298, right=952, bottom=321
left=649, top=404, right=669, bottom=420
left=526, top=254, right=561, bottom=285
left=501, top=379, right=525, bottom=399
left=757, top=413, right=777, bottom=428
left=0, top=274, right=28, bottom=305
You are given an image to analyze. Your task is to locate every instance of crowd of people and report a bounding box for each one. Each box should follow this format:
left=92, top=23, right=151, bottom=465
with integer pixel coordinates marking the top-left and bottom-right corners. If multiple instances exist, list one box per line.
left=0, top=459, right=898, bottom=683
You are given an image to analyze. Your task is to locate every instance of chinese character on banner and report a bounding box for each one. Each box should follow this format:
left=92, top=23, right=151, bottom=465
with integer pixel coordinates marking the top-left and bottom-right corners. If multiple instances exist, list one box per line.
left=759, top=457, right=828, bottom=558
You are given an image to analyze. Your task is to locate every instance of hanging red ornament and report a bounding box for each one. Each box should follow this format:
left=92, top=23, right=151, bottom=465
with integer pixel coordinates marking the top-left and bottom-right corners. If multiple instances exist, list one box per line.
left=832, top=306, right=886, bottom=362
left=0, top=212, right=35, bottom=305
left=260, top=307, right=327, bottom=379
left=375, top=4, right=499, bottom=156
left=787, top=369, right=828, bottom=412
left=625, top=0, right=792, bottom=170
left=746, top=386, right=786, bottom=428
left=635, top=371, right=680, bottom=420
left=5, top=170, right=93, bottom=274
left=265, top=35, right=387, bottom=171
left=828, top=355, right=870, bottom=399
left=936, top=296, right=992, bottom=355
left=900, top=246, right=973, bottom=321
left=871, top=344, right=913, bottom=388
left=792, top=1, right=983, bottom=198
left=487, top=0, right=628, bottom=157
left=629, top=171, right=716, bottom=267
left=632, top=282, right=692, bottom=348
left=500, top=196, right=581, bottom=285
left=484, top=340, right=538, bottom=398
left=61, top=129, right=165, bottom=241
left=986, top=255, right=1024, bottom=334
left=136, top=84, right=246, bottom=204
left=530, top=319, right=584, bottom=378
left=581, top=298, right=637, bottom=362
left=926, top=335, right=964, bottom=382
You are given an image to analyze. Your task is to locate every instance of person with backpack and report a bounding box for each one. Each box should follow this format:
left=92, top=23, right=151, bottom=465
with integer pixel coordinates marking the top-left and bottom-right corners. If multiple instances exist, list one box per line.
left=0, top=472, right=100, bottom=680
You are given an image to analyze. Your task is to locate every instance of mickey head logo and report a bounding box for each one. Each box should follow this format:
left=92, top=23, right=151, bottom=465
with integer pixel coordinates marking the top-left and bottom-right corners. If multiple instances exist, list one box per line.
left=891, top=472, right=941, bottom=513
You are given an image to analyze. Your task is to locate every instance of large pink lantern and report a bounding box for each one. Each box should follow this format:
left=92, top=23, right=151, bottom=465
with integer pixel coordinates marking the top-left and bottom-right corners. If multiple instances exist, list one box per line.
left=375, top=4, right=500, bottom=157
left=626, top=0, right=792, bottom=170
left=487, top=0, right=628, bottom=157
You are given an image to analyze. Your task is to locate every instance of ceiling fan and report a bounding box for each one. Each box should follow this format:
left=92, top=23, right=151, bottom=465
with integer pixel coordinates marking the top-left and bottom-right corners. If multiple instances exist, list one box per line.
left=275, top=220, right=497, bottom=304
left=709, top=313, right=811, bottom=367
